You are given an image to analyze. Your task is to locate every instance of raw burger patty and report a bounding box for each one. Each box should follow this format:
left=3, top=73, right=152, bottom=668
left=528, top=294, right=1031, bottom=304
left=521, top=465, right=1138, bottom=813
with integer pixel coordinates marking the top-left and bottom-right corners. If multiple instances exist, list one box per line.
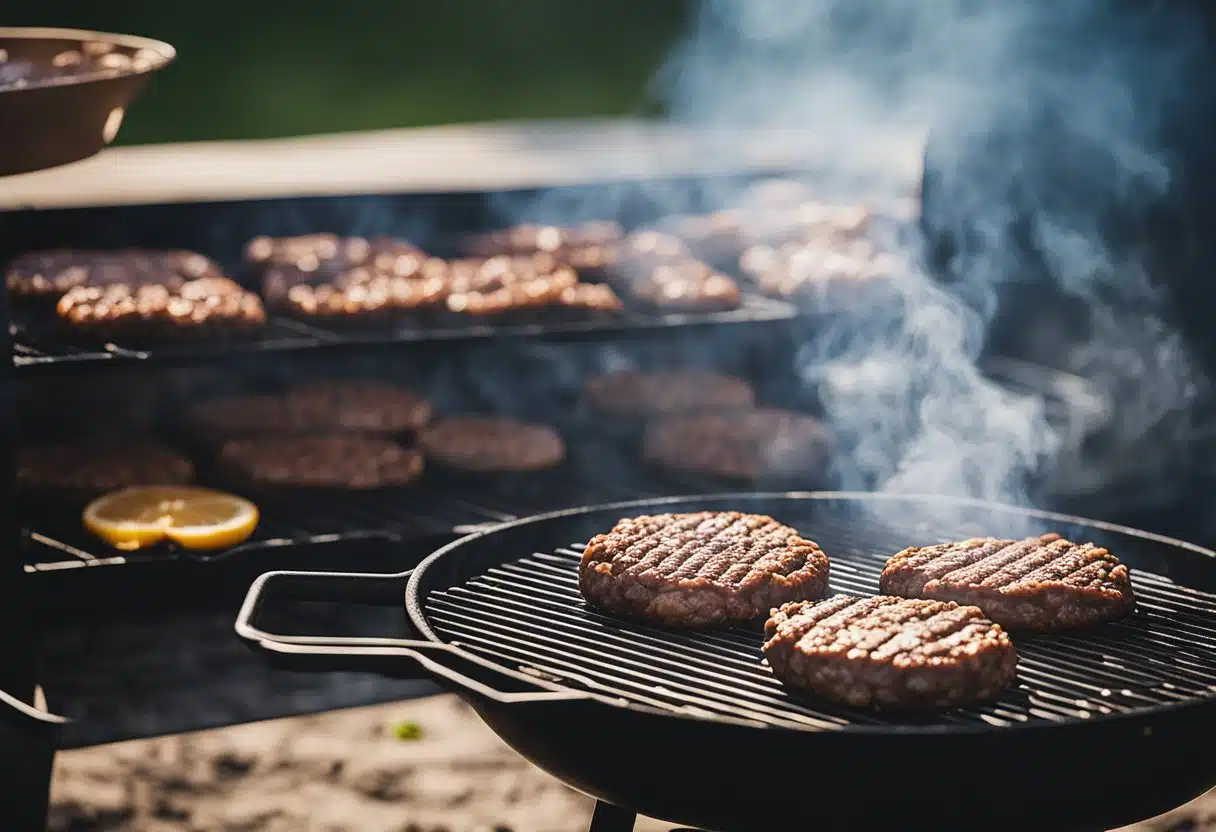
left=417, top=417, right=565, bottom=472
left=579, top=511, right=830, bottom=627
left=217, top=436, right=424, bottom=489
left=582, top=370, right=755, bottom=417
left=879, top=533, right=1136, bottom=632
left=17, top=440, right=194, bottom=495
left=763, top=594, right=1018, bottom=711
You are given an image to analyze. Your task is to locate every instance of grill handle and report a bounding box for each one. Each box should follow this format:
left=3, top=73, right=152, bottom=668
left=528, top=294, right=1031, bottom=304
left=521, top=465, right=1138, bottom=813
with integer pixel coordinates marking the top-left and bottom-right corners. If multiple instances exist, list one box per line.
left=0, top=686, right=66, bottom=737
left=236, top=569, right=592, bottom=706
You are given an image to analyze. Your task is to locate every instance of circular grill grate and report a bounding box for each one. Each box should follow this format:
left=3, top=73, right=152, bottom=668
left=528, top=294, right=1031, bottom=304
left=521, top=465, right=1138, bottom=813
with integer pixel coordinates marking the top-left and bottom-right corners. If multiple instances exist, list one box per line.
left=423, top=500, right=1216, bottom=730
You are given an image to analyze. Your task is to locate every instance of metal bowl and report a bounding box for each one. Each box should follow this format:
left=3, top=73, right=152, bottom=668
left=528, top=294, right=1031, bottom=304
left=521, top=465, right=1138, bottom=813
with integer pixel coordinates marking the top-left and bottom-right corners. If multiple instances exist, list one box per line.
left=0, top=27, right=175, bottom=177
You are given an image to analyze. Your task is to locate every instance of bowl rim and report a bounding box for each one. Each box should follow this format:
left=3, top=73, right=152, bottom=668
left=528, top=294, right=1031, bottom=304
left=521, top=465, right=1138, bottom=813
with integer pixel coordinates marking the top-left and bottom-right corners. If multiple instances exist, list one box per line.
left=0, top=26, right=176, bottom=91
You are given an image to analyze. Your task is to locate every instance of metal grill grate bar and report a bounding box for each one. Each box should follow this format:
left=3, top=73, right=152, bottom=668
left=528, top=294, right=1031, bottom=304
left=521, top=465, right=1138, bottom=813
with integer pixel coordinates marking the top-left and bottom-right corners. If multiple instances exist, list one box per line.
left=427, top=543, right=1216, bottom=729
left=21, top=470, right=683, bottom=568
left=11, top=294, right=799, bottom=372
left=436, top=566, right=872, bottom=727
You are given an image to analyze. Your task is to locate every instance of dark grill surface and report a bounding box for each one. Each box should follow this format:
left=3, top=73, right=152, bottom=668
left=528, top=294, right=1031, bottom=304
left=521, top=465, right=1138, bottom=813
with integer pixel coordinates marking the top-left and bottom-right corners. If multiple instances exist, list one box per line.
left=425, top=513, right=1216, bottom=730
left=21, top=463, right=692, bottom=571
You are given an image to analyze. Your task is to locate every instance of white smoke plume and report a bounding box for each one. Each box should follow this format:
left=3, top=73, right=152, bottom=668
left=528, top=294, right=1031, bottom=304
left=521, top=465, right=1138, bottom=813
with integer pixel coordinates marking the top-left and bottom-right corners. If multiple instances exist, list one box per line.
left=651, top=0, right=1208, bottom=507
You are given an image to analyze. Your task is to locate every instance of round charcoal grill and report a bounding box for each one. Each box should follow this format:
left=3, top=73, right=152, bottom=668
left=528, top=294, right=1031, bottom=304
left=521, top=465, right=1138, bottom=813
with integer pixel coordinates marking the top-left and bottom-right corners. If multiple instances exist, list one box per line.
left=237, top=493, right=1216, bottom=832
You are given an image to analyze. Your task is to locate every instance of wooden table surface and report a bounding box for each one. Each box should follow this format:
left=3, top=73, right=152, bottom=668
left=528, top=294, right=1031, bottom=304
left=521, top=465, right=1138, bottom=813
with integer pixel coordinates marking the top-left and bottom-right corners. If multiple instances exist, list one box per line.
left=0, top=118, right=925, bottom=209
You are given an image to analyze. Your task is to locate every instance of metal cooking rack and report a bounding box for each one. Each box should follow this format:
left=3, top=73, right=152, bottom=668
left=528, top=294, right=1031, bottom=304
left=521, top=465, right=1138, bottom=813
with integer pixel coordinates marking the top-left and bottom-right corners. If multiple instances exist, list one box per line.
left=429, top=516, right=1216, bottom=730
left=0, top=171, right=808, bottom=374
left=19, top=463, right=694, bottom=573
left=0, top=174, right=817, bottom=579
left=9, top=294, right=799, bottom=372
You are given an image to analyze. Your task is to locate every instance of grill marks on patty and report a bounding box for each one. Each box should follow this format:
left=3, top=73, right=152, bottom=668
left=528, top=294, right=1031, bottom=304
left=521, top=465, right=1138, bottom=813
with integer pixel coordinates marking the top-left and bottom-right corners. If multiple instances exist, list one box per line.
left=579, top=511, right=830, bottom=627
left=879, top=534, right=1136, bottom=631
left=763, top=595, right=1019, bottom=710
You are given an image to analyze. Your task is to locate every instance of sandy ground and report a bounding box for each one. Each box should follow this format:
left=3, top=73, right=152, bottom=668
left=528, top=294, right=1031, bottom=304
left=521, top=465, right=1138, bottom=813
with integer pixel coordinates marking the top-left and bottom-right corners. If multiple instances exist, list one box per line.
left=49, top=694, right=1214, bottom=832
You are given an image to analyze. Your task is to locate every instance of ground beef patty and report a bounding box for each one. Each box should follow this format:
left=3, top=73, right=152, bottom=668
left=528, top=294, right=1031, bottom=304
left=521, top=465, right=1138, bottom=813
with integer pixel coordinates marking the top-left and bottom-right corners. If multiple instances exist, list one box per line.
left=579, top=511, right=830, bottom=627
left=281, top=381, right=433, bottom=434
left=183, top=394, right=286, bottom=440
left=418, top=417, right=565, bottom=472
left=582, top=371, right=755, bottom=417
left=763, top=594, right=1018, bottom=710
left=185, top=382, right=432, bottom=439
left=642, top=409, right=833, bottom=480
left=18, top=440, right=194, bottom=496
left=217, top=436, right=424, bottom=489
left=879, top=533, right=1136, bottom=632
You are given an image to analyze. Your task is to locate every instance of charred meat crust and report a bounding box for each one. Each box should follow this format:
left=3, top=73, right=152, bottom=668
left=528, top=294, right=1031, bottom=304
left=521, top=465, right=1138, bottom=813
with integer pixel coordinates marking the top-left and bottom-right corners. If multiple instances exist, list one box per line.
left=763, top=595, right=1019, bottom=711
left=463, top=222, right=625, bottom=257
left=255, top=240, right=624, bottom=321
left=56, top=277, right=266, bottom=341
left=579, top=511, right=830, bottom=628
left=7, top=250, right=265, bottom=340
left=7, top=249, right=226, bottom=302
left=256, top=236, right=446, bottom=320
left=4, top=246, right=266, bottom=340
left=879, top=533, right=1136, bottom=632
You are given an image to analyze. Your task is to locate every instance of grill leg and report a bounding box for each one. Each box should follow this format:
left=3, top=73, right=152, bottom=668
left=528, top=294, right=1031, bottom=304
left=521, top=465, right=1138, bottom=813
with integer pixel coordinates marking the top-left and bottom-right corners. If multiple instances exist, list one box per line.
left=588, top=800, right=637, bottom=832
left=0, top=692, right=56, bottom=831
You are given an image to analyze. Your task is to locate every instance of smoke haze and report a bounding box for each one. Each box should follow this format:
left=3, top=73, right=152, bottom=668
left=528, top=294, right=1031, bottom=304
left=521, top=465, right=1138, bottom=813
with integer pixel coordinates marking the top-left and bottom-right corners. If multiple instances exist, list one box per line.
left=641, top=0, right=1208, bottom=506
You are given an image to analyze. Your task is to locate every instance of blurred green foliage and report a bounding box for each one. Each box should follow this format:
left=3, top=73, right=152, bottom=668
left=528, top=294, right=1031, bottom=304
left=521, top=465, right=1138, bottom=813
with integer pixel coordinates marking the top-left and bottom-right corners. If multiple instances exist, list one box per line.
left=11, top=1, right=690, bottom=144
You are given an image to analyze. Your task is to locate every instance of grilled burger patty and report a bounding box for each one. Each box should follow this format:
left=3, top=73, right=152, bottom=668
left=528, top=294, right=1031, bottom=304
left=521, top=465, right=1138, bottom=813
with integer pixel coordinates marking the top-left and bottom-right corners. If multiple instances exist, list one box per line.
left=763, top=595, right=1018, bottom=710
left=582, top=370, right=756, bottom=417
left=879, top=533, right=1136, bottom=632
left=579, top=511, right=830, bottom=627
left=217, top=436, right=425, bottom=489
left=7, top=248, right=226, bottom=304
left=417, top=417, right=565, bottom=472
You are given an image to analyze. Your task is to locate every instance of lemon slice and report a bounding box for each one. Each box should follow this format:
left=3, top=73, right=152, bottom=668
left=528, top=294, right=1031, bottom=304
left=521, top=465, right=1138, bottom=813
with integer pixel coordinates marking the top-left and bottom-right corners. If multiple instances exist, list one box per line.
left=83, top=486, right=259, bottom=552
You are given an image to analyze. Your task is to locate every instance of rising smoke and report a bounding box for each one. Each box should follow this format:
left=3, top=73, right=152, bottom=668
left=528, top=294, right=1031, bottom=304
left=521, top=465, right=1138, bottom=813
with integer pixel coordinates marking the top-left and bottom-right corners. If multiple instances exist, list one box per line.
left=645, top=0, right=1209, bottom=507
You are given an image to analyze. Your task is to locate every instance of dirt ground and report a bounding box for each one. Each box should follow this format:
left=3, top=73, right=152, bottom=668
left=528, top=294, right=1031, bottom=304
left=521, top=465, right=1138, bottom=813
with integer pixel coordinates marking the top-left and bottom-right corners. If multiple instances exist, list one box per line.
left=49, top=694, right=1214, bottom=832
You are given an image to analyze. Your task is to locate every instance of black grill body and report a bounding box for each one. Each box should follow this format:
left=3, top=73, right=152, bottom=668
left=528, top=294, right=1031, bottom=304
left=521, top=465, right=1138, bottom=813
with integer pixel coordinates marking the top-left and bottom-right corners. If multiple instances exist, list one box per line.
left=239, top=493, right=1216, bottom=832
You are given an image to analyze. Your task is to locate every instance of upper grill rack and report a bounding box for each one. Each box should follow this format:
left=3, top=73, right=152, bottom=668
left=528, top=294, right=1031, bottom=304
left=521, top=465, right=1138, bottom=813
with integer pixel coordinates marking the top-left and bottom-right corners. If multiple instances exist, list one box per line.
left=9, top=293, right=798, bottom=371
left=425, top=516, right=1216, bottom=730
left=0, top=172, right=820, bottom=372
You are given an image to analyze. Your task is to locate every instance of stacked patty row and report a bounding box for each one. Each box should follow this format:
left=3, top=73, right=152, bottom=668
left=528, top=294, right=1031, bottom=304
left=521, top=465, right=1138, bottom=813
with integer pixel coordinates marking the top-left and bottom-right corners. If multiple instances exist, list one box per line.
left=17, top=379, right=568, bottom=498
left=5, top=180, right=900, bottom=342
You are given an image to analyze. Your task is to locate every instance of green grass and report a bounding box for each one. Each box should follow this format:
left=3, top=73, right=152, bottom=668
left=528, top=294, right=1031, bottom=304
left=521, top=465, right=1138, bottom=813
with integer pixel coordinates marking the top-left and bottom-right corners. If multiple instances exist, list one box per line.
left=13, top=0, right=687, bottom=143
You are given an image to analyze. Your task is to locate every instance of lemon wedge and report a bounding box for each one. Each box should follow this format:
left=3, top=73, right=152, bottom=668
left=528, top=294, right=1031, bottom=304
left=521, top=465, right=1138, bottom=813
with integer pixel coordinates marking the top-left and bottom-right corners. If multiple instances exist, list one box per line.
left=82, top=486, right=259, bottom=552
